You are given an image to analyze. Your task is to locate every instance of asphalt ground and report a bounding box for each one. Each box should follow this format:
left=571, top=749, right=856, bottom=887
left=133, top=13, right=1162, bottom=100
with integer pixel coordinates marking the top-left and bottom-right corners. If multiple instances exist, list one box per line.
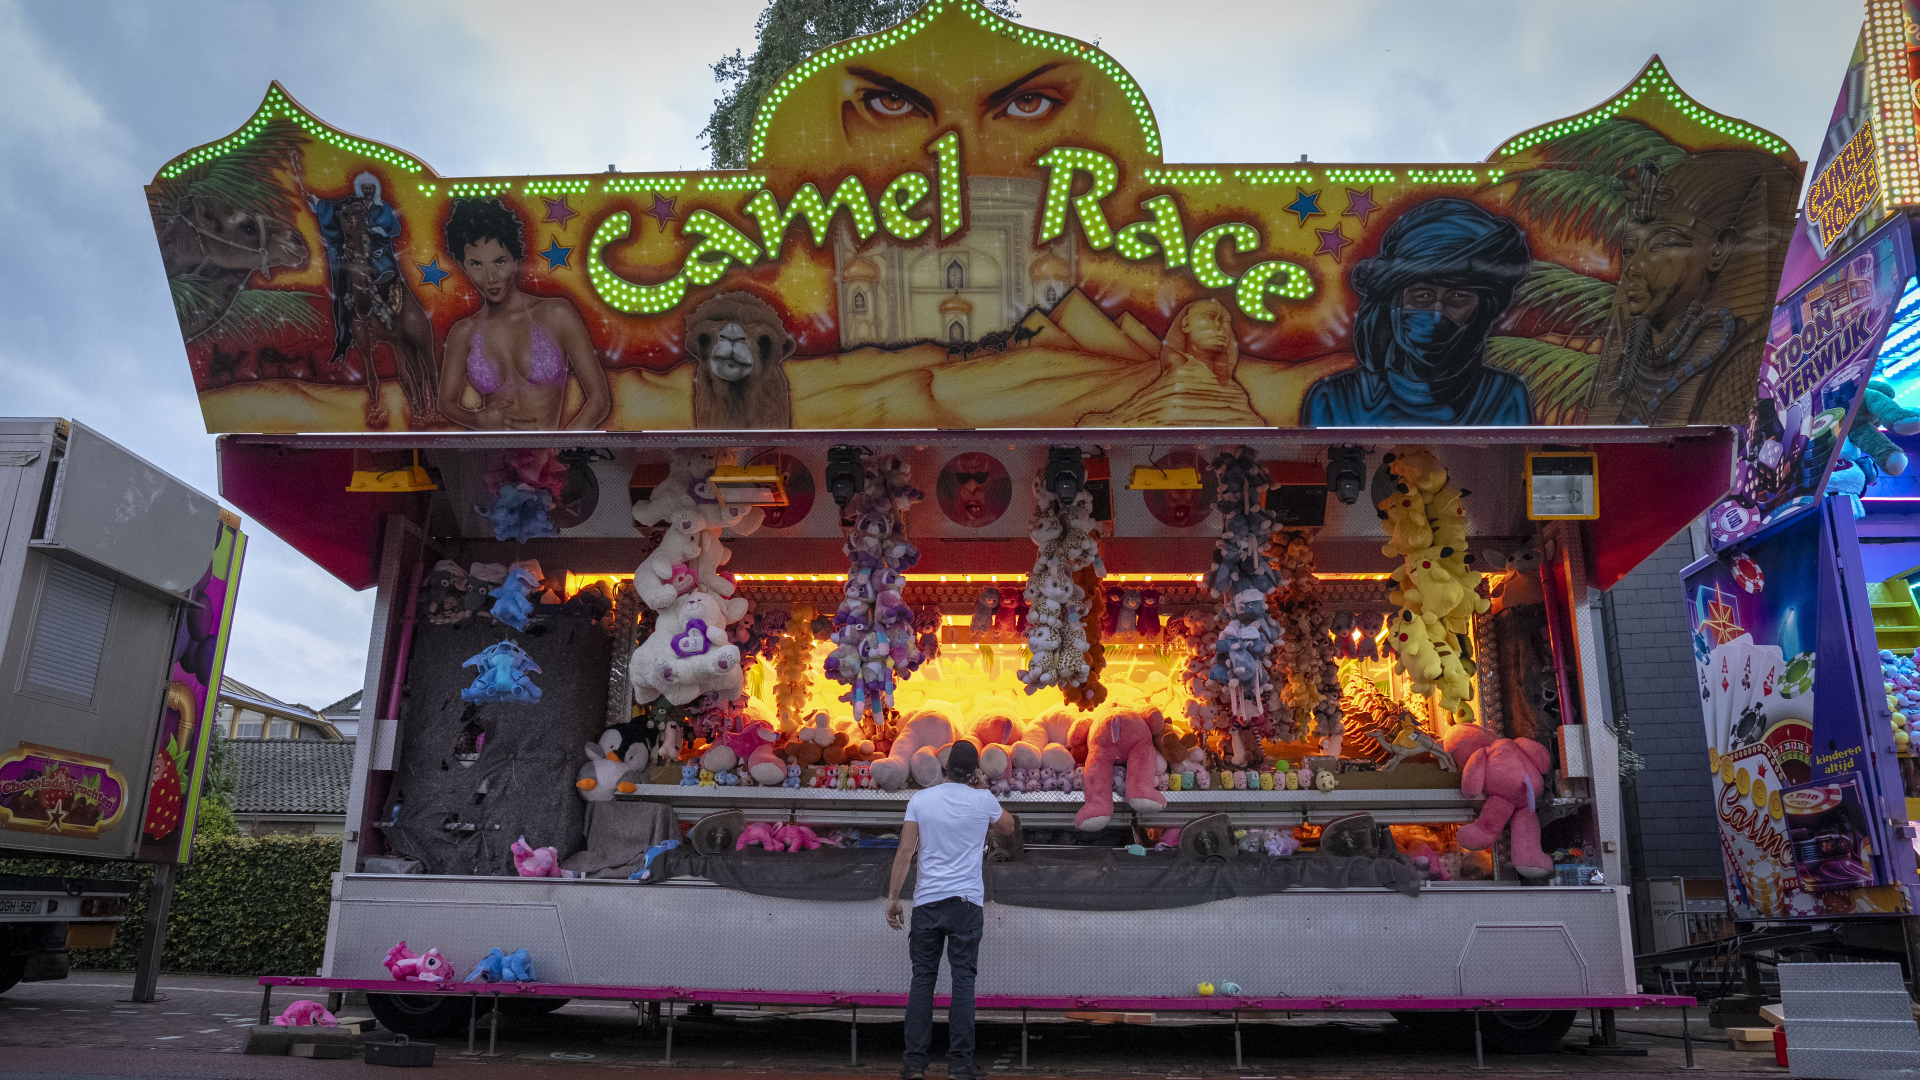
left=0, top=973, right=1784, bottom=1079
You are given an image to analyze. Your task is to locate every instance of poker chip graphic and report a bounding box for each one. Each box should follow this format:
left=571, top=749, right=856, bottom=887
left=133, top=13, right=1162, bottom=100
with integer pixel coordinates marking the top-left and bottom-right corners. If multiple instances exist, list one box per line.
left=1732, top=553, right=1764, bottom=593
left=1779, top=652, right=1814, bottom=699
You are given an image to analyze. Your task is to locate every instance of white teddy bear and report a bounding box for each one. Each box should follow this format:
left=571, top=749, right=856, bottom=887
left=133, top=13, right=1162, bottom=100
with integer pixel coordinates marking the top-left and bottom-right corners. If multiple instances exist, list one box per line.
left=634, top=511, right=706, bottom=611
left=870, top=704, right=957, bottom=789
left=629, top=590, right=743, bottom=706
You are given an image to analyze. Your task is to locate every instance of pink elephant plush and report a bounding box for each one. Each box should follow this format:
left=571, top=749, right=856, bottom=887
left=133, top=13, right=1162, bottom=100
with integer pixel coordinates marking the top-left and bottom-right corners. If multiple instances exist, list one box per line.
left=272, top=999, right=338, bottom=1027
left=736, top=822, right=782, bottom=851
left=1456, top=736, right=1553, bottom=878
left=1074, top=704, right=1168, bottom=831
left=510, top=835, right=562, bottom=877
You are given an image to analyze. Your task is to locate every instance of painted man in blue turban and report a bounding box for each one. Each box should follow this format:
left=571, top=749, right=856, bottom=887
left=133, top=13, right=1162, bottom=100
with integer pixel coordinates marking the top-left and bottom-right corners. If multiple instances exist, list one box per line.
left=1303, top=198, right=1532, bottom=426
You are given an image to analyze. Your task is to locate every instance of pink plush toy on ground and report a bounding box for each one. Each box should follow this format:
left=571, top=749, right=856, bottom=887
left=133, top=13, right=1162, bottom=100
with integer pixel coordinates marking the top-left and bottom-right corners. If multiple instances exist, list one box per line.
left=384, top=941, right=450, bottom=982
left=511, top=835, right=562, bottom=877
left=774, top=823, right=823, bottom=851
left=736, top=822, right=782, bottom=851
left=1455, top=735, right=1554, bottom=878
left=1074, top=704, right=1168, bottom=831
left=272, top=999, right=338, bottom=1027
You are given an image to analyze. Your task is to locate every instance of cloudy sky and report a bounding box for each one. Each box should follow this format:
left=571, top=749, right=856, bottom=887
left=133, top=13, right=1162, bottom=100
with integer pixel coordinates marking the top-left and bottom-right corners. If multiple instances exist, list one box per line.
left=0, top=0, right=1864, bottom=708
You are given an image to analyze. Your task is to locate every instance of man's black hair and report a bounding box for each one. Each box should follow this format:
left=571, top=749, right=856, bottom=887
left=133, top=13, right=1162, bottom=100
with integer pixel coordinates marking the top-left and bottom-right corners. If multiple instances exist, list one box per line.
left=445, top=197, right=526, bottom=261
left=945, top=740, right=980, bottom=782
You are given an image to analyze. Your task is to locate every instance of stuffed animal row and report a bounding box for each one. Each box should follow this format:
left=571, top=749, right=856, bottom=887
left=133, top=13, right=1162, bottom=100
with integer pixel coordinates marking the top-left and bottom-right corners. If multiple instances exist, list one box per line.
left=1202, top=448, right=1284, bottom=766
left=969, top=586, right=1027, bottom=642
left=824, top=453, right=926, bottom=720
left=773, top=604, right=816, bottom=728
left=1017, top=479, right=1105, bottom=697
left=476, top=448, right=567, bottom=543
left=1267, top=530, right=1339, bottom=746
left=1101, top=587, right=1163, bottom=641
left=1377, top=446, right=1488, bottom=715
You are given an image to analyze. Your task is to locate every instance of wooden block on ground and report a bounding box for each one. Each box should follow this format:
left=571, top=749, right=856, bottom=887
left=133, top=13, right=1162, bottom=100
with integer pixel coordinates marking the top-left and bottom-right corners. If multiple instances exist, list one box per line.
left=1063, top=1011, right=1154, bottom=1025
left=1726, top=1026, right=1777, bottom=1051
left=1758, top=1004, right=1785, bottom=1027
left=331, top=1016, right=378, bottom=1035
left=291, top=1043, right=356, bottom=1059
left=242, top=1025, right=362, bottom=1056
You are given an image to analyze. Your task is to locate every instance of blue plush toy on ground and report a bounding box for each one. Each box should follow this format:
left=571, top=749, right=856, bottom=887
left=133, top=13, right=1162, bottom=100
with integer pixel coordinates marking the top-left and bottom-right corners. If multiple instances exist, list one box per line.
left=460, top=640, right=543, bottom=704
left=488, top=565, right=543, bottom=630
left=630, top=839, right=681, bottom=881
left=465, top=947, right=537, bottom=983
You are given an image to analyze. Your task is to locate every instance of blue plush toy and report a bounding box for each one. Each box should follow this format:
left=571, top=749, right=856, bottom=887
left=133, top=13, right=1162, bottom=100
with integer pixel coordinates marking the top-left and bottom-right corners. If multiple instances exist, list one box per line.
left=478, top=483, right=559, bottom=543
left=678, top=763, right=699, bottom=786
left=489, top=565, right=542, bottom=630
left=460, top=641, right=543, bottom=704
left=629, top=838, right=681, bottom=881
left=465, top=947, right=537, bottom=983
left=782, top=763, right=802, bottom=788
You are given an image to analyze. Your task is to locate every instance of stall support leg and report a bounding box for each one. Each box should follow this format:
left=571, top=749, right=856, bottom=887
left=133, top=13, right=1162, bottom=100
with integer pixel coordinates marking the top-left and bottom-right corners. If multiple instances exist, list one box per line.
left=1470, top=1010, right=1489, bottom=1071
left=1233, top=1010, right=1243, bottom=1070
left=1018, top=1007, right=1030, bottom=1071
left=257, top=983, right=271, bottom=1026
left=660, top=1002, right=675, bottom=1065
left=327, top=992, right=343, bottom=1013
left=466, top=994, right=478, bottom=1056
left=1600, top=1009, right=1618, bottom=1047
left=488, top=992, right=500, bottom=1057
left=1680, top=1005, right=1700, bottom=1070
left=851, top=1005, right=859, bottom=1067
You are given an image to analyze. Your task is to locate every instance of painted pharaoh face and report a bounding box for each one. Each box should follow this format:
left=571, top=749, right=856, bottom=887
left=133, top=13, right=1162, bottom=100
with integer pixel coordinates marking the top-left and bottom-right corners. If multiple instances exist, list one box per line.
left=1619, top=219, right=1731, bottom=329
left=1181, top=302, right=1233, bottom=356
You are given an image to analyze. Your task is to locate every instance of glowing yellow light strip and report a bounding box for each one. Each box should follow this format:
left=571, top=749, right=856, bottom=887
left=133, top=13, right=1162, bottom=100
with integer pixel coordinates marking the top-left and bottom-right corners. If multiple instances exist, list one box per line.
left=1867, top=0, right=1920, bottom=207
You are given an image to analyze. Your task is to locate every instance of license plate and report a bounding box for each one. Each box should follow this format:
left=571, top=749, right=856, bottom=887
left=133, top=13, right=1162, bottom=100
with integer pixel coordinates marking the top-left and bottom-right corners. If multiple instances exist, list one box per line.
left=0, top=899, right=43, bottom=915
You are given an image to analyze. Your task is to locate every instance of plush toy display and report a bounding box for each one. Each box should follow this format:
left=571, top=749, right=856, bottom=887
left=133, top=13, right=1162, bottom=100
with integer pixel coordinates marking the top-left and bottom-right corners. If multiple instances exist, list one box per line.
left=1191, top=448, right=1283, bottom=766
left=487, top=564, right=544, bottom=631
left=871, top=703, right=957, bottom=789
left=772, top=605, right=816, bottom=728
left=825, top=453, right=926, bottom=720
left=1017, top=476, right=1105, bottom=699
left=1267, top=529, right=1340, bottom=746
left=700, top=702, right=787, bottom=786
left=460, top=640, right=543, bottom=704
left=1377, top=446, right=1488, bottom=715
left=1456, top=735, right=1553, bottom=878
left=272, top=1000, right=338, bottom=1027
left=773, top=823, right=823, bottom=850
left=477, top=449, right=564, bottom=543
left=1848, top=378, right=1920, bottom=475
left=1074, top=704, right=1169, bottom=831
left=1015, top=704, right=1082, bottom=773
left=384, top=941, right=450, bottom=982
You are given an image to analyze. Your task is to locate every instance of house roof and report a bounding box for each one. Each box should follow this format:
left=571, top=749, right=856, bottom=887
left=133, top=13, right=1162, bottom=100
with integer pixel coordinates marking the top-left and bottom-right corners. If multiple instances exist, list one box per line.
left=232, top=739, right=356, bottom=816
left=319, top=689, right=362, bottom=720
left=219, top=676, right=320, bottom=722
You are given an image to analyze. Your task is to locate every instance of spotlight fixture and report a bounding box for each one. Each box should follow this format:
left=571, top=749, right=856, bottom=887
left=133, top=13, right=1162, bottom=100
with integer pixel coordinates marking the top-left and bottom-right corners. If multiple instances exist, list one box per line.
left=1326, top=445, right=1368, bottom=505
left=825, top=446, right=867, bottom=508
left=1046, top=446, right=1086, bottom=505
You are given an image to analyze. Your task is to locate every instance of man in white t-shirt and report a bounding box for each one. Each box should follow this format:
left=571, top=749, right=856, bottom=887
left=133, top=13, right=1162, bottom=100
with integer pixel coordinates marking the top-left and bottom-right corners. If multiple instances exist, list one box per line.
left=886, top=740, right=1017, bottom=1080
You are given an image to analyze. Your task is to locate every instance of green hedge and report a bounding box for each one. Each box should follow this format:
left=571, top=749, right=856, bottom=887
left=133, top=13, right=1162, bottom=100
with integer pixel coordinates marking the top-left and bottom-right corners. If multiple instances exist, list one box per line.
left=0, top=834, right=339, bottom=976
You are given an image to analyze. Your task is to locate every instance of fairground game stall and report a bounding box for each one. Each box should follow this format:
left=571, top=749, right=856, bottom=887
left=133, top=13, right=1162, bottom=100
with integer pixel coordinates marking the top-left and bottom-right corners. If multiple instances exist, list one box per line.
left=142, top=0, right=1819, bottom=1059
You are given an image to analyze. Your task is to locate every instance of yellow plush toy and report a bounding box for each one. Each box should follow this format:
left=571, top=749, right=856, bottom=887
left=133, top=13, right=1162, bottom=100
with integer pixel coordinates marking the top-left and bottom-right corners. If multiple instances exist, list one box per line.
left=1389, top=446, right=1448, bottom=494
left=1426, top=483, right=1470, bottom=549
left=1378, top=488, right=1433, bottom=556
left=1386, top=609, right=1444, bottom=683
left=1400, top=546, right=1466, bottom=622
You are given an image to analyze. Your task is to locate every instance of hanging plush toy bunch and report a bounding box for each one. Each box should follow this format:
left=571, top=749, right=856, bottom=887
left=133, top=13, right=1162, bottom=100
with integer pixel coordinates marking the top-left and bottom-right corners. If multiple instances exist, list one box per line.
left=824, top=454, right=925, bottom=722
left=478, top=448, right=567, bottom=543
left=773, top=605, right=816, bottom=728
left=1376, top=446, right=1489, bottom=716
left=1204, top=448, right=1284, bottom=765
left=1017, top=476, right=1105, bottom=698
left=1267, top=529, right=1339, bottom=745
left=627, top=450, right=766, bottom=709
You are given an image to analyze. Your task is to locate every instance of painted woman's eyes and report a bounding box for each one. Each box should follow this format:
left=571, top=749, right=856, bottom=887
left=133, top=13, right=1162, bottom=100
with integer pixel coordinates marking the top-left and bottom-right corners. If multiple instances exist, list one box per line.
left=1000, top=92, right=1058, bottom=119
left=862, top=90, right=925, bottom=118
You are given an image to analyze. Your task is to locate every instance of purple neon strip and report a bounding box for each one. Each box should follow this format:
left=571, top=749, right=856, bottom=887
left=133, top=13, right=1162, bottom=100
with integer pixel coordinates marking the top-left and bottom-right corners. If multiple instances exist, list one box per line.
left=257, top=977, right=1691, bottom=1011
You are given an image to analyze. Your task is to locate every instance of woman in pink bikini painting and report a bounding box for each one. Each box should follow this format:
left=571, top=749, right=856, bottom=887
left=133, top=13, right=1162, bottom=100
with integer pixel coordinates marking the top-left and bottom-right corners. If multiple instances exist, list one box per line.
left=436, top=198, right=612, bottom=430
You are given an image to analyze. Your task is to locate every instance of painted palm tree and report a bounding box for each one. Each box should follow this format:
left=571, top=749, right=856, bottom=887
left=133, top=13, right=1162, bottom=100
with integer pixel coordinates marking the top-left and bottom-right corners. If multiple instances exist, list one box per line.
left=149, top=117, right=319, bottom=347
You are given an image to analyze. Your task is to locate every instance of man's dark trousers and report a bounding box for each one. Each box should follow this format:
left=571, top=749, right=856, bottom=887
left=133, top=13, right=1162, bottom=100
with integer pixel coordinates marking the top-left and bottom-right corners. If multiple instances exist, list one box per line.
left=903, top=896, right=984, bottom=1077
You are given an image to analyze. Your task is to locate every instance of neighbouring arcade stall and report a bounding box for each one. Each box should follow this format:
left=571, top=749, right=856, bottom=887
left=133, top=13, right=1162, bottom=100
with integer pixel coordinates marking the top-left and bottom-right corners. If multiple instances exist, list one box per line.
left=142, top=0, right=1810, bottom=1047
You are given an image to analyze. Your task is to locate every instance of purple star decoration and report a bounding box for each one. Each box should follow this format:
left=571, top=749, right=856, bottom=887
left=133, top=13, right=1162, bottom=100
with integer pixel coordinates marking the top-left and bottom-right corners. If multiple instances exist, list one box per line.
left=1314, top=225, right=1352, bottom=263
left=645, top=193, right=677, bottom=229
left=1342, top=188, right=1378, bottom=227
left=542, top=195, right=577, bottom=228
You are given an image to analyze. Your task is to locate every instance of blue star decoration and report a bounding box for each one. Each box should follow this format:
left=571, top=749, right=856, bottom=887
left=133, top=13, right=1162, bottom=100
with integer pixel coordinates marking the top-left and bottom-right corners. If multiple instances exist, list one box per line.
left=539, top=237, right=573, bottom=271
left=417, top=257, right=450, bottom=287
left=1285, top=188, right=1324, bottom=225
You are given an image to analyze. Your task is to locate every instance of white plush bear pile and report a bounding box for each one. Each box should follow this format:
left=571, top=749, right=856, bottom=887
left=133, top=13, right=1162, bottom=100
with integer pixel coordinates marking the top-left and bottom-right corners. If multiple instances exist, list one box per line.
left=629, top=588, right=744, bottom=706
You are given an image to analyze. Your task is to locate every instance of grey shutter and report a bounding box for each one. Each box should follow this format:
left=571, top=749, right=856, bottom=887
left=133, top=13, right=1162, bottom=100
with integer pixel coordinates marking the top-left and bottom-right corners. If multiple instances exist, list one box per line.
left=23, top=560, right=116, bottom=706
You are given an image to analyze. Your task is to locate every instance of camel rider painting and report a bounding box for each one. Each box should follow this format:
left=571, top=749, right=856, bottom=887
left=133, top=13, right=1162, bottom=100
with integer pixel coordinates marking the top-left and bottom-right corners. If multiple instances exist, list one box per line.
left=1303, top=198, right=1533, bottom=427
left=301, top=164, right=404, bottom=367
